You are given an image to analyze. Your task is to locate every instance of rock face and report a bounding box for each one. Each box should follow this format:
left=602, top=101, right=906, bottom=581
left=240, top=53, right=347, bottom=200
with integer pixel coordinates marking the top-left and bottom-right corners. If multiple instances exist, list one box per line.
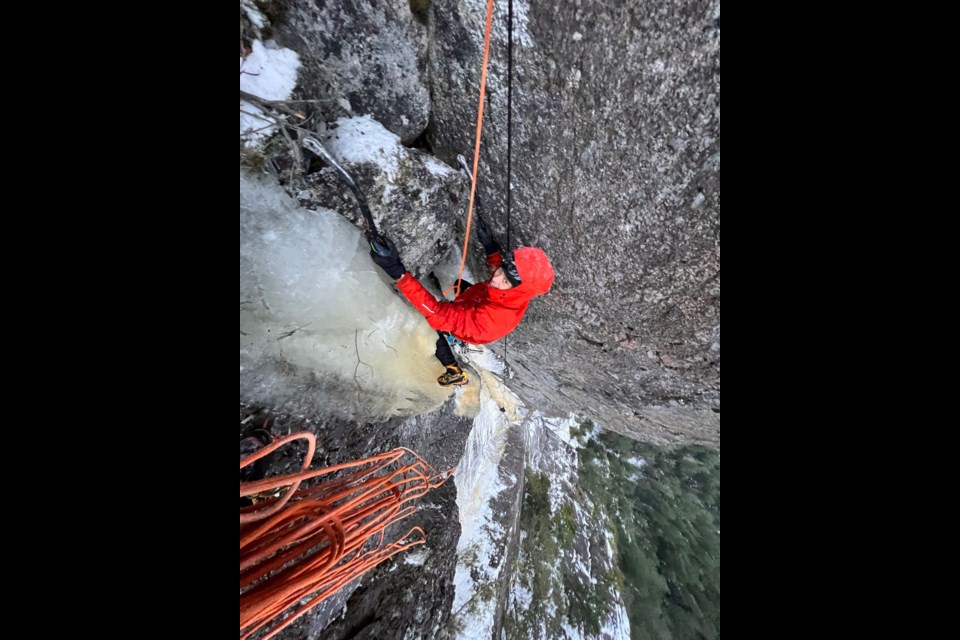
left=271, top=0, right=431, bottom=143
left=293, top=115, right=472, bottom=280
left=245, top=0, right=720, bottom=443
left=425, top=0, right=721, bottom=438
left=503, top=415, right=630, bottom=639
left=241, top=0, right=720, bottom=636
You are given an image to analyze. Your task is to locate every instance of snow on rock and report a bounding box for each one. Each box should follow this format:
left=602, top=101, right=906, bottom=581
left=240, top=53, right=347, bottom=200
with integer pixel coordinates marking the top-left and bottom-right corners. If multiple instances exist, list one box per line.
left=424, top=155, right=457, bottom=178
left=452, top=392, right=511, bottom=636
left=541, top=412, right=583, bottom=450
left=241, top=0, right=265, bottom=29
left=240, top=39, right=301, bottom=148
left=323, top=115, right=403, bottom=181
left=451, top=359, right=528, bottom=637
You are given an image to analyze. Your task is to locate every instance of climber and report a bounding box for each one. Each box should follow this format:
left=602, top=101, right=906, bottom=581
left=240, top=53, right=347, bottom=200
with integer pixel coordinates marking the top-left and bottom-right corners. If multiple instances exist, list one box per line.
left=368, top=217, right=554, bottom=386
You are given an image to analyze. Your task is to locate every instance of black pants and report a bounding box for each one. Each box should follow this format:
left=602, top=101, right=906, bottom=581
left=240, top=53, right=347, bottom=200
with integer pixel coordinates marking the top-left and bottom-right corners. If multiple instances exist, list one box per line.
left=435, top=279, right=473, bottom=367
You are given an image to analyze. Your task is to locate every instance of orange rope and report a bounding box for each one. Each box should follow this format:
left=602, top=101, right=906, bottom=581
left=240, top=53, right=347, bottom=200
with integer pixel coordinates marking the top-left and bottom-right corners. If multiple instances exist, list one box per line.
left=445, top=0, right=496, bottom=299
left=239, top=433, right=454, bottom=640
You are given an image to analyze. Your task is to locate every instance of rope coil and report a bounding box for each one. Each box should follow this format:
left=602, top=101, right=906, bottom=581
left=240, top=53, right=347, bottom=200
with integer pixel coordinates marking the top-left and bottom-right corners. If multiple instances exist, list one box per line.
left=240, top=433, right=454, bottom=640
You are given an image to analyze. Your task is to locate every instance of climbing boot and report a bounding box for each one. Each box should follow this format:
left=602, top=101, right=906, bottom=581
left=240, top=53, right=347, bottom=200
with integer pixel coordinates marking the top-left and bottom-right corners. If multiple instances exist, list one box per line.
left=437, top=364, right=469, bottom=387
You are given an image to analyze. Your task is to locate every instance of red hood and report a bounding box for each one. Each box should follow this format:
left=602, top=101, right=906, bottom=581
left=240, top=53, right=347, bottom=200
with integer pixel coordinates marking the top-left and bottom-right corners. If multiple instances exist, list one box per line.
left=508, top=247, right=554, bottom=298
left=394, top=247, right=554, bottom=345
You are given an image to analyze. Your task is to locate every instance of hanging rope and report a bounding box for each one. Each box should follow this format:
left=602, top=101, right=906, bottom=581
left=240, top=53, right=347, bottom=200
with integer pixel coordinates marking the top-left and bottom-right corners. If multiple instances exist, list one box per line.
left=447, top=0, right=496, bottom=298
left=505, top=0, right=514, bottom=370
left=240, top=432, right=454, bottom=640
left=506, top=0, right=513, bottom=252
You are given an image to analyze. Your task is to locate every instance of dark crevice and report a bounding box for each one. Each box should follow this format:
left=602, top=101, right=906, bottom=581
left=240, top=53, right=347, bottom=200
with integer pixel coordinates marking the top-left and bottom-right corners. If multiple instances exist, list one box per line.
left=576, top=331, right=605, bottom=347
left=405, top=127, right=434, bottom=154
left=427, top=271, right=443, bottom=293
left=409, top=0, right=430, bottom=26
left=342, top=612, right=380, bottom=639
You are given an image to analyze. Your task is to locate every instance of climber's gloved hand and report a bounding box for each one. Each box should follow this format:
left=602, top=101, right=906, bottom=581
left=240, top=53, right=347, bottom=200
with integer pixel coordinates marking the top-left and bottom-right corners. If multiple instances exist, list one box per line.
left=476, top=216, right=501, bottom=256
left=368, top=233, right=407, bottom=280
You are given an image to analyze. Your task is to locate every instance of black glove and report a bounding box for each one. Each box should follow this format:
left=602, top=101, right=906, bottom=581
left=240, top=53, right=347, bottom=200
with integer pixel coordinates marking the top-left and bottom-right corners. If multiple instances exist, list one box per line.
left=476, top=216, right=501, bottom=256
left=368, top=234, right=406, bottom=280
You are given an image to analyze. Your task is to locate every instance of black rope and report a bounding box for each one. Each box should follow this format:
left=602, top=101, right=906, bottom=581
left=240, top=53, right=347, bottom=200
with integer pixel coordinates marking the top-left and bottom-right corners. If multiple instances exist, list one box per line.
left=505, top=0, right=513, bottom=371
left=506, top=0, right=513, bottom=252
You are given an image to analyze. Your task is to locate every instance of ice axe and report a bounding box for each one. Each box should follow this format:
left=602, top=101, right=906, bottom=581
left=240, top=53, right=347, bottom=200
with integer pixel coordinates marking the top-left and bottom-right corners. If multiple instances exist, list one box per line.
left=302, top=136, right=391, bottom=255
left=456, top=153, right=474, bottom=183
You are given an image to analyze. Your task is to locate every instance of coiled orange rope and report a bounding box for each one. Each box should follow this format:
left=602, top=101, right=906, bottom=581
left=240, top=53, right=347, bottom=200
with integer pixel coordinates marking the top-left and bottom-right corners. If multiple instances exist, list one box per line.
left=240, top=432, right=454, bottom=640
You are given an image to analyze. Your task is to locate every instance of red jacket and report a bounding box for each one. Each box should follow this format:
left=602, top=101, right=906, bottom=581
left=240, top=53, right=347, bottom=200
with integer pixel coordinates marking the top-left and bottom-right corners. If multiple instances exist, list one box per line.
left=395, top=247, right=555, bottom=344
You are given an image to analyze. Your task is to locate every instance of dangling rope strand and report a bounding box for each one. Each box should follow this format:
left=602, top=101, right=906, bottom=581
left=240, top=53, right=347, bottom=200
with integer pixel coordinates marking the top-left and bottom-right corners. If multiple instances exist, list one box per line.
left=507, top=0, right=513, bottom=253
left=447, top=0, right=497, bottom=298
left=505, top=0, right=514, bottom=369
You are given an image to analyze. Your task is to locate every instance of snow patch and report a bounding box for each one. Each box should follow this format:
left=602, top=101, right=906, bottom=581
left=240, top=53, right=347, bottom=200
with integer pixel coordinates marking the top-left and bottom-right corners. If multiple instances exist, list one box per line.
left=454, top=396, right=511, bottom=547
left=241, top=0, right=265, bottom=29
left=512, top=580, right=533, bottom=611
left=240, top=40, right=300, bottom=148
left=452, top=388, right=516, bottom=637
left=403, top=549, right=428, bottom=566
left=540, top=412, right=582, bottom=450
left=424, top=155, right=456, bottom=178
left=323, top=115, right=402, bottom=180
left=465, top=345, right=506, bottom=377
left=601, top=603, right=632, bottom=640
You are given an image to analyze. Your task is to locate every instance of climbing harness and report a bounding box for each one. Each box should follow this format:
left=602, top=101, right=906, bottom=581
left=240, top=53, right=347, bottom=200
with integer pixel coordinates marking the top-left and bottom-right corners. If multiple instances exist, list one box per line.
left=446, top=332, right=483, bottom=356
